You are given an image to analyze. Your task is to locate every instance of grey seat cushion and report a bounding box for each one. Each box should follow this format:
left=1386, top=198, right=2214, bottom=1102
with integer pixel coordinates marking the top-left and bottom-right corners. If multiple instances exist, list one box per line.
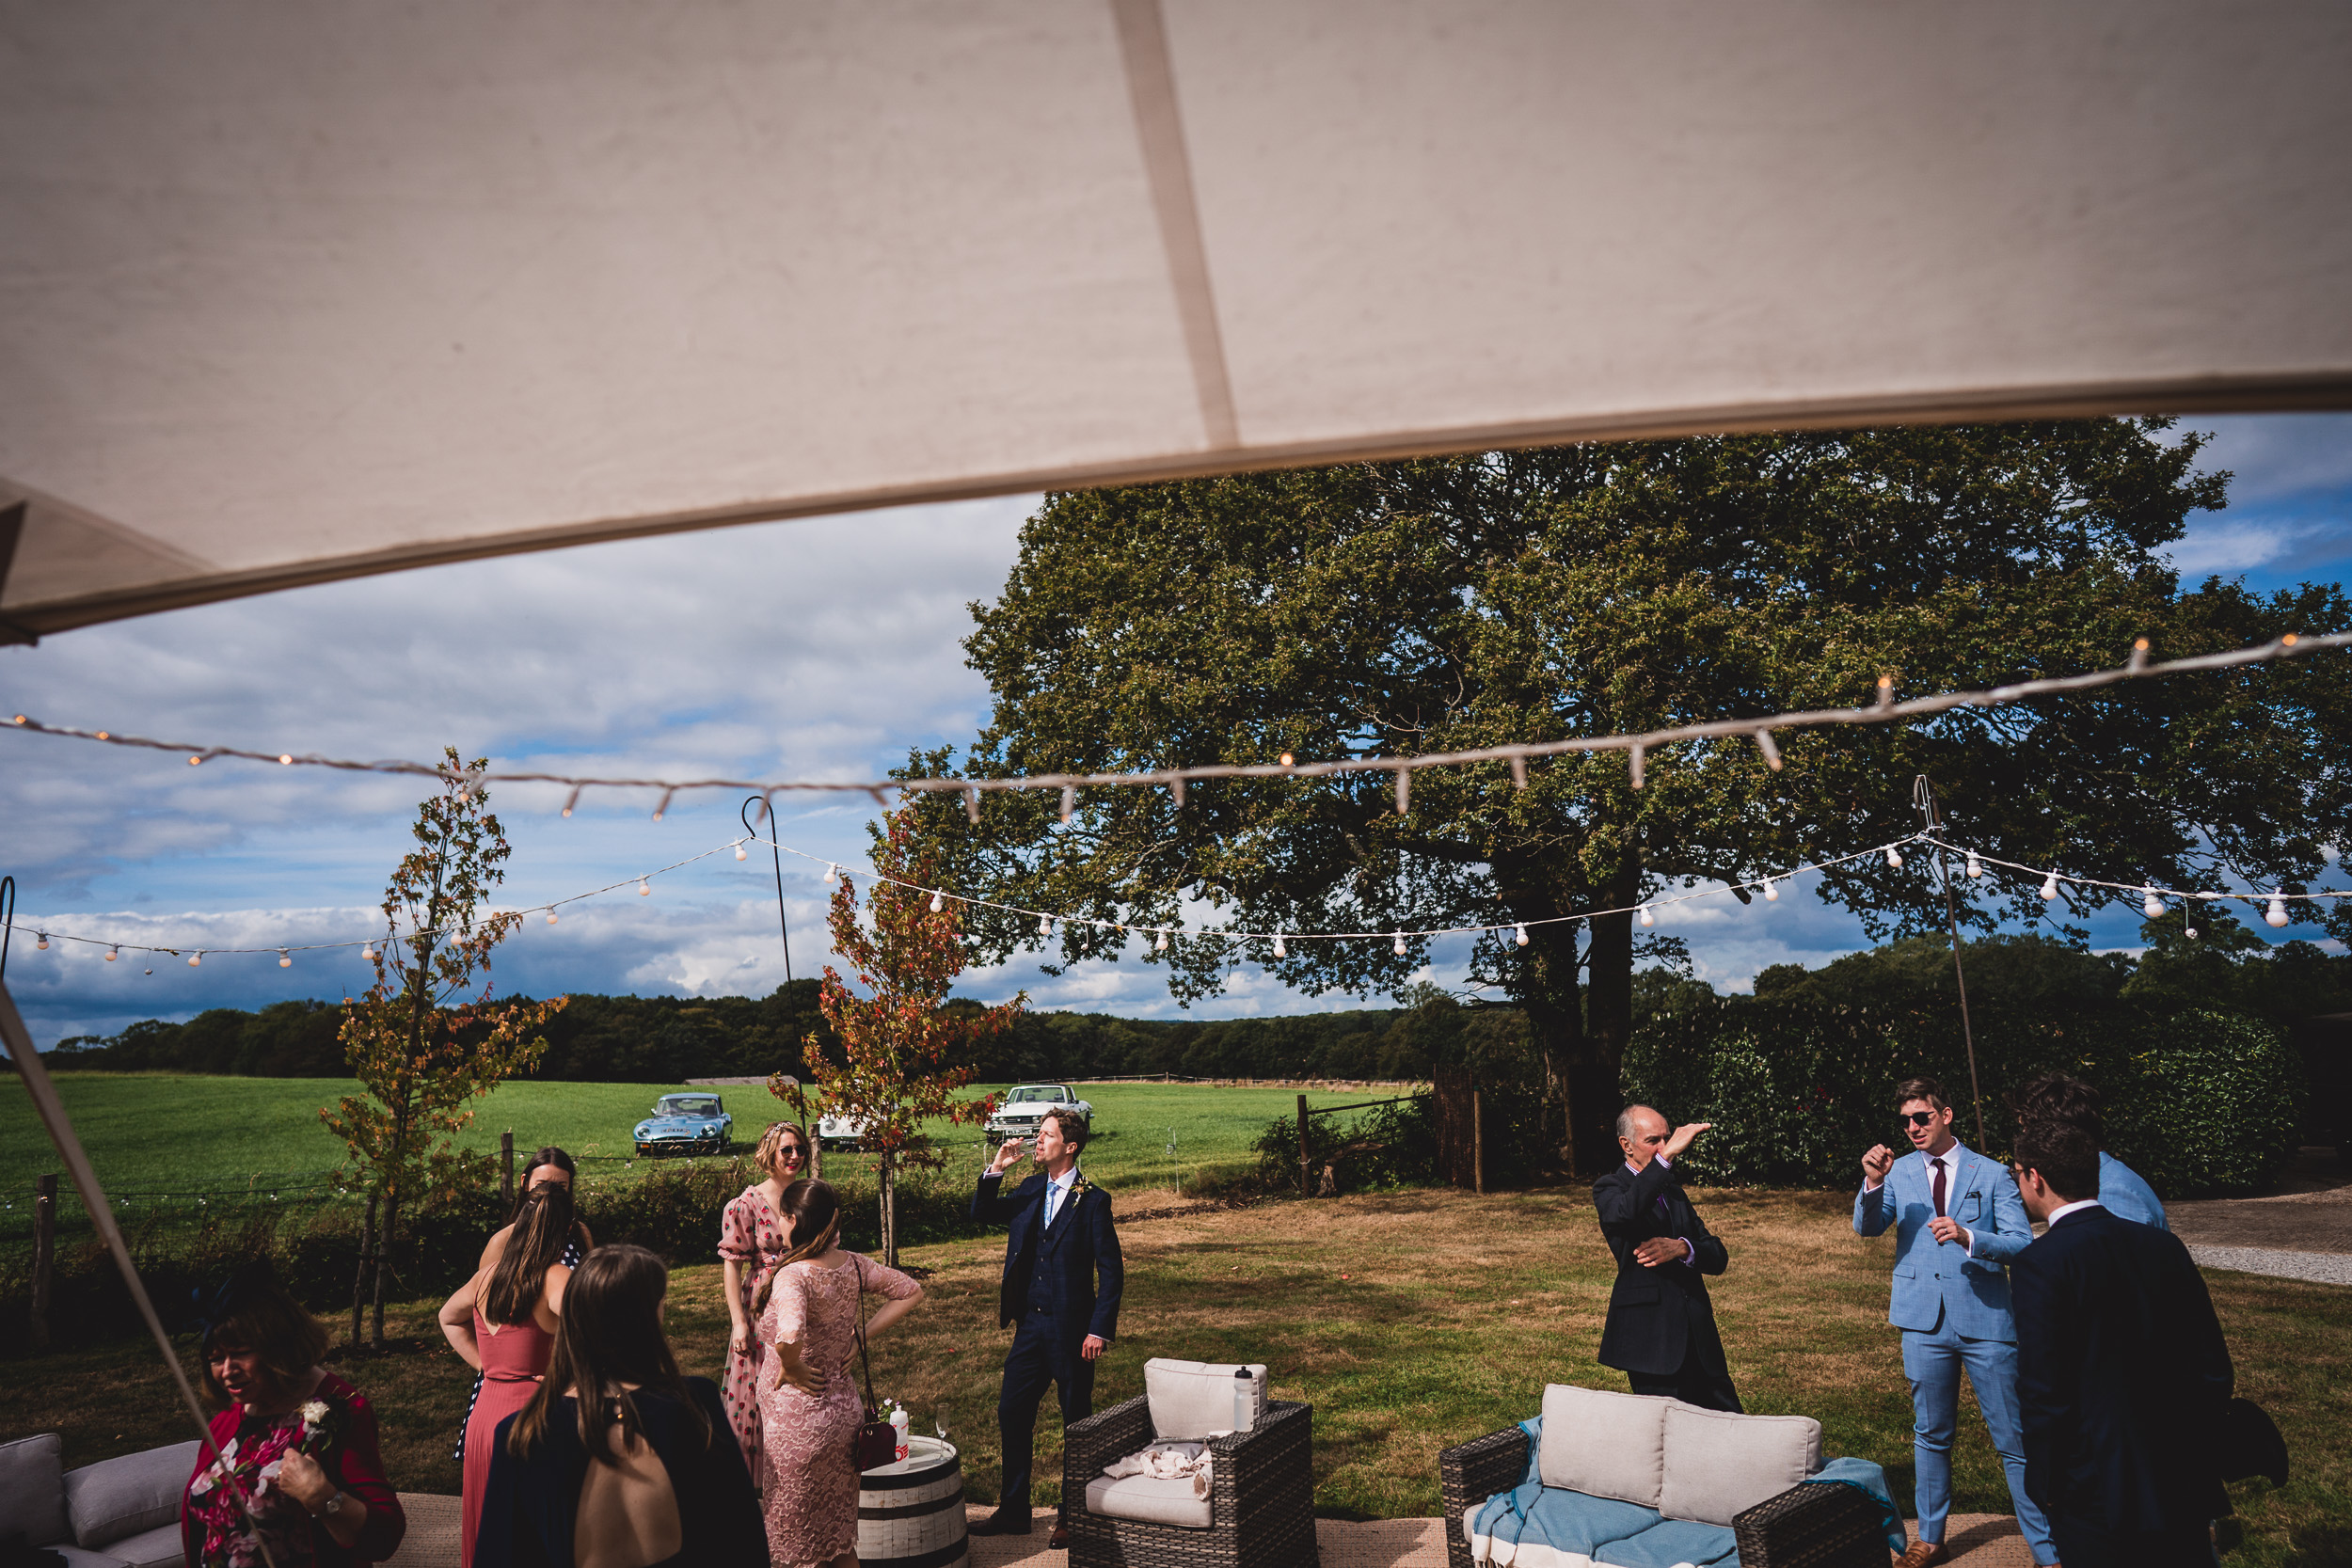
left=0, top=1431, right=71, bottom=1547
left=97, top=1519, right=187, bottom=1568
left=65, top=1440, right=199, bottom=1549
left=1084, top=1470, right=1215, bottom=1528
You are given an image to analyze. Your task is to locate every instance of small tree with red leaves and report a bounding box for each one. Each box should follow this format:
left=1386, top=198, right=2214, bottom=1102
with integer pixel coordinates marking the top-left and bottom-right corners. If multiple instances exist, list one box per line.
left=323, top=750, right=566, bottom=1346
left=781, top=800, right=1019, bottom=1264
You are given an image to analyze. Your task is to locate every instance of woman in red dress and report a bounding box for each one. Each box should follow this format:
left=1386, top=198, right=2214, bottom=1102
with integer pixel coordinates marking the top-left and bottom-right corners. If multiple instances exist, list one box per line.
left=717, top=1120, right=809, bottom=1481
left=438, top=1172, right=577, bottom=1568
left=180, top=1265, right=405, bottom=1568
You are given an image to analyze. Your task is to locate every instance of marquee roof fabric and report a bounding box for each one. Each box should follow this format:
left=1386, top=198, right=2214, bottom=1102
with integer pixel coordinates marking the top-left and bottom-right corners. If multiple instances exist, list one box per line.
left=3, top=1, right=2348, bottom=642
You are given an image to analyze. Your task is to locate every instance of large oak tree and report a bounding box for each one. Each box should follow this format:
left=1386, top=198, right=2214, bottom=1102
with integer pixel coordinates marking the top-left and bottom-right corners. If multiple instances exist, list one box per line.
left=907, top=422, right=2350, bottom=1169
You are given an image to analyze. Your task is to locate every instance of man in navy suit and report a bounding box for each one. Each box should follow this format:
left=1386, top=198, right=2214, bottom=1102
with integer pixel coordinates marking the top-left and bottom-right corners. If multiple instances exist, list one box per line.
left=1593, top=1105, right=1740, bottom=1410
left=968, top=1105, right=1123, bottom=1546
left=1855, top=1076, right=2056, bottom=1568
left=2013, top=1073, right=2168, bottom=1230
left=2010, top=1119, right=2233, bottom=1568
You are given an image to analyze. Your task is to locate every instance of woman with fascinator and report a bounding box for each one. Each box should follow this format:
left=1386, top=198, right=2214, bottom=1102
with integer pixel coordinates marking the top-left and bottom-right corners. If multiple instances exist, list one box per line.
left=754, top=1179, right=926, bottom=1568
left=180, top=1264, right=405, bottom=1568
left=438, top=1148, right=588, bottom=1568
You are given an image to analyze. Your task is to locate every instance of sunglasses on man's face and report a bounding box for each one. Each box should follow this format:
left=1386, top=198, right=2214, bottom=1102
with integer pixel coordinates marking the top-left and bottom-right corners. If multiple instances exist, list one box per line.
left=1899, top=1111, right=1940, bottom=1129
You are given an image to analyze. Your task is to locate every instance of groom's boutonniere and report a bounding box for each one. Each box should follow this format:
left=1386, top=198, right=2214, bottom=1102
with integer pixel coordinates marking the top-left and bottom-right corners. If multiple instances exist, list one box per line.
left=1068, top=1173, right=1090, bottom=1203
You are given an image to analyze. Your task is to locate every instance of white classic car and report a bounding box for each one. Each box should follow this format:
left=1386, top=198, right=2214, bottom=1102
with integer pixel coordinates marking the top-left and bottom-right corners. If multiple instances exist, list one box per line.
left=984, top=1083, right=1094, bottom=1145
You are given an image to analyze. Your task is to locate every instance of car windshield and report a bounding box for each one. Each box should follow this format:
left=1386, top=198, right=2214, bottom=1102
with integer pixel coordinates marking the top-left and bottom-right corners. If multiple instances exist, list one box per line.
left=656, top=1096, right=721, bottom=1117
left=1009, top=1086, right=1068, bottom=1104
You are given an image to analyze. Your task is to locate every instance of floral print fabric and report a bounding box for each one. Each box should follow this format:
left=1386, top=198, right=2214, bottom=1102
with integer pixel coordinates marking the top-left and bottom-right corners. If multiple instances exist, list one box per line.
left=717, top=1183, right=787, bottom=1477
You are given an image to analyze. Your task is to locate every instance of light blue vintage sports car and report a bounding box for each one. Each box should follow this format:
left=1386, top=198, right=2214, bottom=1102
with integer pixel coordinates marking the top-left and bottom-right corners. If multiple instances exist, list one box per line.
left=634, top=1093, right=732, bottom=1157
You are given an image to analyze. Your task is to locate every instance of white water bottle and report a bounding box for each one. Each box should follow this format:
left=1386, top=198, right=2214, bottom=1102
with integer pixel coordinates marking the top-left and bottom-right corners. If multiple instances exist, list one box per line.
left=1233, top=1368, right=1253, bottom=1433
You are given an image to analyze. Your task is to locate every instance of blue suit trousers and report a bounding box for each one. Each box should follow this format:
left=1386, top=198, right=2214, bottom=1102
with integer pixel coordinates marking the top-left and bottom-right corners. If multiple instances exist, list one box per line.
left=996, top=1315, right=1096, bottom=1515
left=1903, top=1321, right=2056, bottom=1560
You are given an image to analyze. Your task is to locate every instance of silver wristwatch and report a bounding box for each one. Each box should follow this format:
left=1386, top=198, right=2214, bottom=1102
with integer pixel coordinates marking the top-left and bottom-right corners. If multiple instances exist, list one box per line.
left=321, top=1492, right=344, bottom=1516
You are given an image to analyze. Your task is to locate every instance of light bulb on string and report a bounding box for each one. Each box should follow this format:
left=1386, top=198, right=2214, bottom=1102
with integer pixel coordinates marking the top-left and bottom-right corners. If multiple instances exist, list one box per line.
left=2141, top=889, right=2165, bottom=919
left=823, top=863, right=837, bottom=884
left=546, top=911, right=559, bottom=925
left=1965, top=852, right=1981, bottom=879
left=639, top=879, right=651, bottom=896
left=2040, top=873, right=2061, bottom=901
left=1761, top=879, right=1779, bottom=902
left=1272, top=935, right=1287, bottom=958
left=35, top=932, right=48, bottom=950
left=2266, top=895, right=2291, bottom=928
left=1515, top=924, right=1530, bottom=947
left=735, top=842, right=749, bottom=861
left=1885, top=846, right=1903, bottom=869
left=361, top=942, right=376, bottom=962
left=105, top=944, right=119, bottom=962
left=1154, top=930, right=1168, bottom=952
left=188, top=952, right=201, bottom=966
left=1038, top=913, right=1053, bottom=936
left=1638, top=905, right=1655, bottom=927
left=278, top=950, right=292, bottom=969
left=929, top=892, right=944, bottom=913
left=1392, top=932, right=1408, bottom=957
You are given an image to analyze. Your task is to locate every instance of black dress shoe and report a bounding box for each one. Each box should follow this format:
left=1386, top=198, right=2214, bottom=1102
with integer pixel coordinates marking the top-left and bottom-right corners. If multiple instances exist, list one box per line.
left=1049, top=1521, right=1070, bottom=1549
left=969, top=1507, right=1033, bottom=1535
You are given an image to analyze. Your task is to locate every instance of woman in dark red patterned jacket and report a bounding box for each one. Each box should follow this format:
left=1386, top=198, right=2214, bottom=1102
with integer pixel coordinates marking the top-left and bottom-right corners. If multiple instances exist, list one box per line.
left=180, top=1266, right=405, bottom=1568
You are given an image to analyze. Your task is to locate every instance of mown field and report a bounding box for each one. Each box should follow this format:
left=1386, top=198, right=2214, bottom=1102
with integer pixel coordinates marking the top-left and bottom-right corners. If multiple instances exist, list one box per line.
left=0, top=1073, right=1393, bottom=1239
left=4, top=1187, right=2343, bottom=1566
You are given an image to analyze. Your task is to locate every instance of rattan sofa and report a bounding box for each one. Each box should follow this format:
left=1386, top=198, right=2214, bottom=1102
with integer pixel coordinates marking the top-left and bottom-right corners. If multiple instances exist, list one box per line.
left=1439, top=1386, right=1899, bottom=1568
left=1062, top=1380, right=1319, bottom=1568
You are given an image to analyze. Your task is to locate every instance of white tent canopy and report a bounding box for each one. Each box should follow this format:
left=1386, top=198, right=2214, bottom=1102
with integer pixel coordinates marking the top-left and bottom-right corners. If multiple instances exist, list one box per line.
left=4, top=0, right=2348, bottom=642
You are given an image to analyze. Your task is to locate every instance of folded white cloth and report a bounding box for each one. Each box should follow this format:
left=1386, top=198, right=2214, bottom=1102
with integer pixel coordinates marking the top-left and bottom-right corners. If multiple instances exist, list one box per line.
left=1102, top=1441, right=1216, bottom=1498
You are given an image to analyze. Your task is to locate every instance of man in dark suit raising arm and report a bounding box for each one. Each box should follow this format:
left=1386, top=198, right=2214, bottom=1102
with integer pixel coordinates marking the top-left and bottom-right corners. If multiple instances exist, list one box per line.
left=968, top=1106, right=1123, bottom=1547
left=2010, top=1120, right=2233, bottom=1568
left=1593, top=1104, right=1740, bottom=1411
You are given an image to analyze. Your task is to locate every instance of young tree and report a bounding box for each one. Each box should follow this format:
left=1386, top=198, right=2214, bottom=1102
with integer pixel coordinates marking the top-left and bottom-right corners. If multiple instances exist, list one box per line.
left=785, top=800, right=1018, bottom=1264
left=323, top=751, right=565, bottom=1346
left=907, top=422, right=2352, bottom=1171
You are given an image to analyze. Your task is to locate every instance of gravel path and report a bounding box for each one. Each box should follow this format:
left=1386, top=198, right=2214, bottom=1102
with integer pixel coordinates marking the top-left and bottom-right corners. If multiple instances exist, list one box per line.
left=2189, top=1244, right=2352, bottom=1286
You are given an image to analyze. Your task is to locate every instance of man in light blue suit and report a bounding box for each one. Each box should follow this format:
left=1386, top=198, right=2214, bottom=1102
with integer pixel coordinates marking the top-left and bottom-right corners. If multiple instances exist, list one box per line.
left=1855, top=1076, right=2058, bottom=1568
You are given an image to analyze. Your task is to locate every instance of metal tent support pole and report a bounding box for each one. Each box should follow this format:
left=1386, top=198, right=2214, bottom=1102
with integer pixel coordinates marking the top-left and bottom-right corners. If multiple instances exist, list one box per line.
left=743, top=797, right=793, bottom=985
left=0, top=974, right=278, bottom=1566
left=1913, top=776, right=1987, bottom=1150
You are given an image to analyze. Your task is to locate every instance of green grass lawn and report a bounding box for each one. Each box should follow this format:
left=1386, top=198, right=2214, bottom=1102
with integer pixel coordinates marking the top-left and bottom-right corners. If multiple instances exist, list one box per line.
left=0, top=1073, right=1387, bottom=1223
left=4, top=1187, right=2341, bottom=1565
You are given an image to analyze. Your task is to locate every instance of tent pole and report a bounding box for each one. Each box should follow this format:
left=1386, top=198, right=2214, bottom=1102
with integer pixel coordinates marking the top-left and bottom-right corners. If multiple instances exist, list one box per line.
left=0, top=976, right=276, bottom=1564
left=1912, top=776, right=1986, bottom=1150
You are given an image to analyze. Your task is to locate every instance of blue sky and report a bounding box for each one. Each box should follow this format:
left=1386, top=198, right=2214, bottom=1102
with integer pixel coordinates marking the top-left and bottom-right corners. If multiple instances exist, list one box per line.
left=4, top=415, right=2348, bottom=1047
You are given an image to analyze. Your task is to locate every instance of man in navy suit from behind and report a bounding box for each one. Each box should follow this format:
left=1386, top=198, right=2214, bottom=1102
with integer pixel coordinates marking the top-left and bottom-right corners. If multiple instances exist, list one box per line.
left=2010, top=1119, right=2233, bottom=1568
left=968, top=1105, right=1123, bottom=1547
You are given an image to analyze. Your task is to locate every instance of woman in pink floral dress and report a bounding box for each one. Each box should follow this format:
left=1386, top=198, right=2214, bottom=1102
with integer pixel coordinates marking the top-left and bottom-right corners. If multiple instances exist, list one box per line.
left=718, top=1120, right=809, bottom=1480
left=755, top=1180, right=925, bottom=1568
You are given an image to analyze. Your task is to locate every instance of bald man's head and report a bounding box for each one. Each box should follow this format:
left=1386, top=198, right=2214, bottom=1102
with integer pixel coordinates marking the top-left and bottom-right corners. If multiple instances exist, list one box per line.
left=1617, top=1104, right=1670, bottom=1169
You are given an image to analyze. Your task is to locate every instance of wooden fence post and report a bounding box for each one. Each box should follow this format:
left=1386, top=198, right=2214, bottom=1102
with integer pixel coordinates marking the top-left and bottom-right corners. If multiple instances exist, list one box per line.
left=351, top=1191, right=377, bottom=1347
left=30, top=1174, right=56, bottom=1350
left=1296, top=1094, right=1311, bottom=1195
left=501, top=1132, right=515, bottom=1210
left=1471, top=1087, right=1485, bottom=1196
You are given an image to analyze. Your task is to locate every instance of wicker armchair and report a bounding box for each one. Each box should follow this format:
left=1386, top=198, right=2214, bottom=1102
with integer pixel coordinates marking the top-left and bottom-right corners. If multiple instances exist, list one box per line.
left=1062, top=1394, right=1320, bottom=1568
left=1438, top=1424, right=1888, bottom=1568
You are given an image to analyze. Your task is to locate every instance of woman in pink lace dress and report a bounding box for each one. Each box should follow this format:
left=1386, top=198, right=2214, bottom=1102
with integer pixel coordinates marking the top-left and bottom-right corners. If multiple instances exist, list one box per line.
left=754, top=1179, right=926, bottom=1568
left=718, top=1120, right=809, bottom=1481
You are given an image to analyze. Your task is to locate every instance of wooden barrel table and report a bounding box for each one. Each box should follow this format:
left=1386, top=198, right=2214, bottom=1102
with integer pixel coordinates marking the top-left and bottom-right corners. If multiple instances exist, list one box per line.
left=858, top=1435, right=968, bottom=1568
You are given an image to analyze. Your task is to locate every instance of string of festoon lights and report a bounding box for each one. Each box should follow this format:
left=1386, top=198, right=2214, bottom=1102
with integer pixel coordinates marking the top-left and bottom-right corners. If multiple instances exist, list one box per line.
left=9, top=840, right=746, bottom=973
left=1921, top=837, right=2347, bottom=933
left=8, top=630, right=2346, bottom=819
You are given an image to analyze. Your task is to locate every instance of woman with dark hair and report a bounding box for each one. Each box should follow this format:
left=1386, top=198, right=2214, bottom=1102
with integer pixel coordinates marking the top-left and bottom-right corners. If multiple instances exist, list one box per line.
left=440, top=1155, right=582, bottom=1568
left=444, top=1149, right=595, bottom=1471
left=474, top=1244, right=765, bottom=1568
left=755, top=1180, right=925, bottom=1568
left=179, top=1264, right=405, bottom=1568
left=717, top=1120, right=809, bottom=1481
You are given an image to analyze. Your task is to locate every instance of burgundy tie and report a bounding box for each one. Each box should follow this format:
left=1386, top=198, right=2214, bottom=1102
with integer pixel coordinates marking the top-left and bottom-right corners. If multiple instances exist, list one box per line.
left=1931, top=1158, right=1947, bottom=1218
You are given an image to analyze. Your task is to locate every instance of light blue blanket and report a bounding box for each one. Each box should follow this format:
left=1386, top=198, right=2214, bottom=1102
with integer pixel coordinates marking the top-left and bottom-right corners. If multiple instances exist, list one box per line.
left=1467, top=1418, right=1905, bottom=1567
